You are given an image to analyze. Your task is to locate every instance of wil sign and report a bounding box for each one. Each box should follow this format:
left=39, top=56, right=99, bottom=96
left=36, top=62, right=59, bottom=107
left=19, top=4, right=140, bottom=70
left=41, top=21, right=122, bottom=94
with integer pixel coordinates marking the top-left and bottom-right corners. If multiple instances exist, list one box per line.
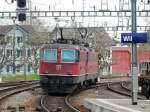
left=121, top=33, right=147, bottom=43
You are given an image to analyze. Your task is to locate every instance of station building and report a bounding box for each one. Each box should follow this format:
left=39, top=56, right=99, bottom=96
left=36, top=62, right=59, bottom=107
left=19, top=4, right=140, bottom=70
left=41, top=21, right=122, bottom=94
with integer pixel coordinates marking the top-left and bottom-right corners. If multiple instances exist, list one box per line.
left=0, top=25, right=49, bottom=75
left=111, top=46, right=150, bottom=76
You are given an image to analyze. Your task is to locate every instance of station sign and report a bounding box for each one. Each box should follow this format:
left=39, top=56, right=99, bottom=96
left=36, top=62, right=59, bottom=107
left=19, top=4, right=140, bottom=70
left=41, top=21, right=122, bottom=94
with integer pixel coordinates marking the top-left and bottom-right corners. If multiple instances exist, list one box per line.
left=121, top=32, right=147, bottom=43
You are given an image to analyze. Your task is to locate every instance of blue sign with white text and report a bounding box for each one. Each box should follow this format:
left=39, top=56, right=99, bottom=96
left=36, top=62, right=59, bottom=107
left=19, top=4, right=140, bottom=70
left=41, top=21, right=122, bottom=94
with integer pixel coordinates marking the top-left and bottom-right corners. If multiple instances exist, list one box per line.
left=121, top=33, right=147, bottom=43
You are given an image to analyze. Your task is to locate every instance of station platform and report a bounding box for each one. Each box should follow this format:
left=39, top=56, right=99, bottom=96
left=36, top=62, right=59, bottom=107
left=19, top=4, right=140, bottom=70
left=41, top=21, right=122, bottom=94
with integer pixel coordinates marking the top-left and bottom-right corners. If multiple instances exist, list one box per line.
left=84, top=99, right=150, bottom=112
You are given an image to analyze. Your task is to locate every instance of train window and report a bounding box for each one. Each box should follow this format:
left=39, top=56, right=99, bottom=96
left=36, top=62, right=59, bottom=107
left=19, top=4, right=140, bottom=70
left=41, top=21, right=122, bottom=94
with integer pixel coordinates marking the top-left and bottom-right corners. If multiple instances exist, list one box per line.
left=40, top=50, right=43, bottom=59
left=43, top=49, right=57, bottom=62
left=61, top=49, right=76, bottom=63
left=76, top=51, right=80, bottom=62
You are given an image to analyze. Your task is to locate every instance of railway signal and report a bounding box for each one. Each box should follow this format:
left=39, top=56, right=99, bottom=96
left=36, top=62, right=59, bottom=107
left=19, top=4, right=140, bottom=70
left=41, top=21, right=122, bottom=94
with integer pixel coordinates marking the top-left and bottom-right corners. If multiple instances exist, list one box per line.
left=17, top=0, right=26, bottom=8
left=17, top=0, right=26, bottom=21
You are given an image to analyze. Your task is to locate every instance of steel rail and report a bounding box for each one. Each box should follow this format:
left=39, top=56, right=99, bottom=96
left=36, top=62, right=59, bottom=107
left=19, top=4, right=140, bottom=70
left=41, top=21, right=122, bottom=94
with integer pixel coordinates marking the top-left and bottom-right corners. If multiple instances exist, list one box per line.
left=65, top=94, right=80, bottom=112
left=40, top=95, right=50, bottom=112
left=40, top=78, right=132, bottom=112
left=0, top=81, right=39, bottom=93
left=0, top=80, right=38, bottom=87
left=0, top=82, right=40, bottom=101
left=40, top=86, right=80, bottom=112
left=107, top=82, right=144, bottom=99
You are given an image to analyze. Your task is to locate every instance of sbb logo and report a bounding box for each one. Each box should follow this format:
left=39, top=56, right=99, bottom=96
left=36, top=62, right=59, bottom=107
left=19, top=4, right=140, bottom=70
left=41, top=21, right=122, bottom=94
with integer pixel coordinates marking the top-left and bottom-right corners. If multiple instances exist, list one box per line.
left=56, top=65, right=62, bottom=71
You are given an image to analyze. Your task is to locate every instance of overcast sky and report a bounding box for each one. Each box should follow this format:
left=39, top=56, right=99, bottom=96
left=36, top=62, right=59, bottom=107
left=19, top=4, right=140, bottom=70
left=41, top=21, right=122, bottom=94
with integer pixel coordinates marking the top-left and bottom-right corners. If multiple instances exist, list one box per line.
left=1, top=0, right=150, bottom=39
left=1, top=0, right=149, bottom=24
left=2, top=0, right=150, bottom=11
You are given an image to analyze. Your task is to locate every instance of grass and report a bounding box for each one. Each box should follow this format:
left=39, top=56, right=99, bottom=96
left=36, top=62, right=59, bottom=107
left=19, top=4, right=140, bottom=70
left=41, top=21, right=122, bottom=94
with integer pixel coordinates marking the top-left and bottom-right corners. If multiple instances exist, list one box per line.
left=1, top=73, right=39, bottom=82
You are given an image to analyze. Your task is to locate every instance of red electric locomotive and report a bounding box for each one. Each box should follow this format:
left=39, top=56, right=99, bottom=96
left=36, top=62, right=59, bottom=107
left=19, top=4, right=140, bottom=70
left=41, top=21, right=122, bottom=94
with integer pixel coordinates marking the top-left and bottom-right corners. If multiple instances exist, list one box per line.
left=39, top=31, right=99, bottom=94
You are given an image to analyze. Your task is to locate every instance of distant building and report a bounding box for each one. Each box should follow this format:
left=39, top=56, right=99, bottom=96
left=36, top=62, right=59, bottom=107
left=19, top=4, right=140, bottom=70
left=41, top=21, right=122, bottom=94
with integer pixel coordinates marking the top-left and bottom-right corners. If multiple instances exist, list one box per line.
left=111, top=46, right=150, bottom=76
left=111, top=46, right=131, bottom=75
left=0, top=25, right=49, bottom=75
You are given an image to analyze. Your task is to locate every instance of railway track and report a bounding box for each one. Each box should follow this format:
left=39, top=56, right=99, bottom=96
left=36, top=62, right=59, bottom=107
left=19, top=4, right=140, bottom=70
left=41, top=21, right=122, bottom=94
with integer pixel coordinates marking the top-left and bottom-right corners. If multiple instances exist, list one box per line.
left=40, top=92, right=80, bottom=112
left=0, top=80, right=38, bottom=87
left=40, top=82, right=93, bottom=112
left=0, top=81, right=39, bottom=92
left=107, top=82, right=145, bottom=100
left=0, top=81, right=40, bottom=101
left=40, top=94, right=80, bottom=112
left=40, top=77, right=132, bottom=112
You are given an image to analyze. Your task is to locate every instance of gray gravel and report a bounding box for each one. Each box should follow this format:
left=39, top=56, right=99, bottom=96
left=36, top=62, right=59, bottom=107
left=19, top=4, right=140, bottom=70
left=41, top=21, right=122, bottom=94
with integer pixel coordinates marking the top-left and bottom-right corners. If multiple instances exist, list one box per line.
left=0, top=88, right=41, bottom=112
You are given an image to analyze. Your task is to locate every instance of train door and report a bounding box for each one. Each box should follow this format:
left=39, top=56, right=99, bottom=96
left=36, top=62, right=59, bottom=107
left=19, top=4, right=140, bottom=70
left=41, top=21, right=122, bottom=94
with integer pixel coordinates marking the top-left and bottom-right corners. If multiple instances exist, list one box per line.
left=56, top=48, right=61, bottom=74
left=85, top=52, right=89, bottom=73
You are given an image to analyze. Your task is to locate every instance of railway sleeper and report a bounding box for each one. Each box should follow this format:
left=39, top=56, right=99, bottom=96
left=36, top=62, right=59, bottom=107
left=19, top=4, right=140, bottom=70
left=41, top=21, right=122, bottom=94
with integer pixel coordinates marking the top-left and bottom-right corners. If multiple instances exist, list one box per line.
left=7, top=106, right=16, bottom=112
left=7, top=106, right=25, bottom=112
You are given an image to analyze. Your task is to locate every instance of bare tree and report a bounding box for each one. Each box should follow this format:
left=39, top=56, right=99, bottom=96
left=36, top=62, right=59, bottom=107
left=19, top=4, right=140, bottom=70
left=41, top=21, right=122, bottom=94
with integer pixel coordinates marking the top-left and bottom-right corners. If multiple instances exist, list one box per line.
left=94, top=30, right=116, bottom=70
left=77, top=27, right=116, bottom=70
left=0, top=34, right=9, bottom=75
left=54, top=26, right=116, bottom=67
left=25, top=22, right=50, bottom=73
left=27, top=46, right=40, bottom=74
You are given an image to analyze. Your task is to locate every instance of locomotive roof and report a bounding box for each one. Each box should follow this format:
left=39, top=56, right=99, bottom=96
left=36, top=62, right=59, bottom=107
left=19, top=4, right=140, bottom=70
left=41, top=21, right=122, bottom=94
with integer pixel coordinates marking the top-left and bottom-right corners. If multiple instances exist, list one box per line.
left=52, top=44, right=80, bottom=49
left=42, top=43, right=80, bottom=49
left=42, top=43, right=93, bottom=51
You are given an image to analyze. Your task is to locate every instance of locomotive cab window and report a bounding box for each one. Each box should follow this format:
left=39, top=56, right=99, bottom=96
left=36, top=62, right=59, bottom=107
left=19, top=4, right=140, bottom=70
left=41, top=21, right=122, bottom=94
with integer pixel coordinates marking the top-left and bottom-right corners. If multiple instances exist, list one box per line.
left=76, top=50, right=80, bottom=62
left=43, top=49, right=57, bottom=62
left=61, top=49, right=79, bottom=63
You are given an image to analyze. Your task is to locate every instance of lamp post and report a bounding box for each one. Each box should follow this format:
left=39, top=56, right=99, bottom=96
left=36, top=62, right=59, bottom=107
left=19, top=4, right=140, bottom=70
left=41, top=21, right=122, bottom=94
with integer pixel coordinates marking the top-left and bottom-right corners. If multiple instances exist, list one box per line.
left=131, top=0, right=138, bottom=105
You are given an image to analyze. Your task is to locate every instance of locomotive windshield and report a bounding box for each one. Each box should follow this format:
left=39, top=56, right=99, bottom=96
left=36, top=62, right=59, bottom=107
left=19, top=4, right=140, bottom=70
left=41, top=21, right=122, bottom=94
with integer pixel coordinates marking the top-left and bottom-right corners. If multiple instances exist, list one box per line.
left=43, top=49, right=57, bottom=62
left=61, top=49, right=77, bottom=63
